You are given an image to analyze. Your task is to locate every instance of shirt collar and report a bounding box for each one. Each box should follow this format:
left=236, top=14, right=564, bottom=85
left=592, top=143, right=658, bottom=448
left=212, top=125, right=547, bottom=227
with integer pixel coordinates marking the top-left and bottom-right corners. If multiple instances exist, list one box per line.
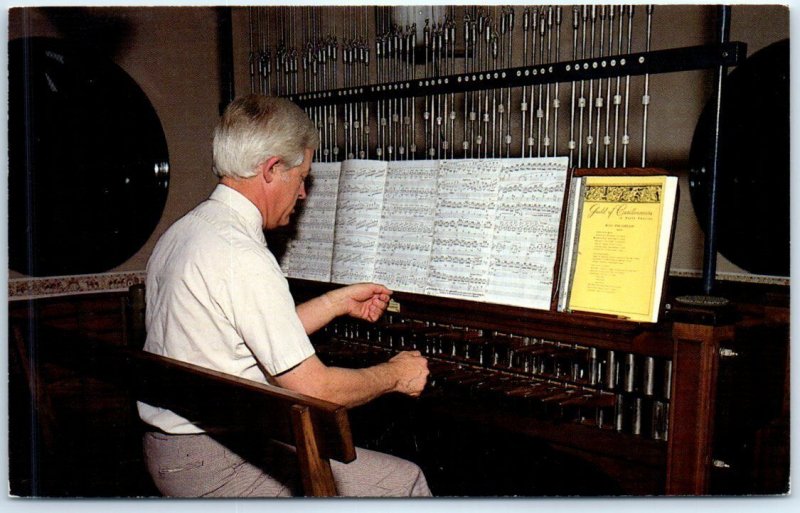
left=209, top=183, right=266, bottom=241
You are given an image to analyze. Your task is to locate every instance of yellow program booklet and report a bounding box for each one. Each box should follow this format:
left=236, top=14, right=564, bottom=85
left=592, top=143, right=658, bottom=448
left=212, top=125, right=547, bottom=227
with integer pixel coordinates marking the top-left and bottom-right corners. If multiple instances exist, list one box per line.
left=559, top=175, right=678, bottom=322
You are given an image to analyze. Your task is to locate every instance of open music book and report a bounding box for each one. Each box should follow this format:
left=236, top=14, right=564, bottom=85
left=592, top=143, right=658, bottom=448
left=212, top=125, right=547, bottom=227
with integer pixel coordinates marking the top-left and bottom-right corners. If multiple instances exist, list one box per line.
left=281, top=157, right=570, bottom=310
left=556, top=174, right=679, bottom=322
left=281, top=160, right=677, bottom=320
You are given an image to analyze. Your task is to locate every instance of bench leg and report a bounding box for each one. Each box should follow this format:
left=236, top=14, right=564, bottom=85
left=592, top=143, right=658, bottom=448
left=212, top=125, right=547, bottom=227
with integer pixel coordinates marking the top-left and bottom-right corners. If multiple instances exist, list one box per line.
left=290, top=404, right=338, bottom=497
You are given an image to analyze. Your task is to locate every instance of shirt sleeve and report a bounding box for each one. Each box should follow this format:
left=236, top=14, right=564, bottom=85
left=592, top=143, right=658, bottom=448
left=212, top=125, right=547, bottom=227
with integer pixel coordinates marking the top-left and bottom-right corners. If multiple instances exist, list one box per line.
left=223, top=249, right=316, bottom=377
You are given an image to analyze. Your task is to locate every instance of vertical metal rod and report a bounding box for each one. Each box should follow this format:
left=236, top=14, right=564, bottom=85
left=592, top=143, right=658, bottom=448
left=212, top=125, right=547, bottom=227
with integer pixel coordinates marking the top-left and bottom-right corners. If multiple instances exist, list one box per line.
left=363, top=36, right=371, bottom=159
left=603, top=6, right=615, bottom=167
left=585, top=6, right=597, bottom=167
left=331, top=35, right=339, bottom=161
left=542, top=7, right=554, bottom=157
left=462, top=14, right=471, bottom=158
left=567, top=7, right=579, bottom=166
left=552, top=7, right=562, bottom=157
left=536, top=13, right=546, bottom=157
left=702, top=5, right=731, bottom=295
left=376, top=32, right=384, bottom=160
left=641, top=5, right=655, bottom=167
left=577, top=6, right=588, bottom=167
left=504, top=8, right=514, bottom=158
left=491, top=30, right=498, bottom=158
left=449, top=19, right=457, bottom=160
left=592, top=6, right=606, bottom=168
left=411, top=26, right=417, bottom=160
left=443, top=19, right=452, bottom=159
left=398, top=25, right=406, bottom=160
left=474, top=13, right=484, bottom=158
left=385, top=25, right=391, bottom=160
left=520, top=8, right=530, bottom=157
left=482, top=15, right=491, bottom=158
left=621, top=6, right=634, bottom=167
left=612, top=5, right=625, bottom=167
left=528, top=8, right=540, bottom=159
left=423, top=20, right=431, bottom=159
left=248, top=7, right=256, bottom=93
left=439, top=19, right=444, bottom=159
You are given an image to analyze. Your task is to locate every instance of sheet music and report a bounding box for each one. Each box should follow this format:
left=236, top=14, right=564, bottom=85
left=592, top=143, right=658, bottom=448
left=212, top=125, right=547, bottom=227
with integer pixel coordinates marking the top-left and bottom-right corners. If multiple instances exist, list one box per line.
left=426, top=159, right=502, bottom=299
left=485, top=157, right=570, bottom=309
left=373, top=160, right=439, bottom=294
left=281, top=162, right=341, bottom=282
left=330, top=159, right=388, bottom=284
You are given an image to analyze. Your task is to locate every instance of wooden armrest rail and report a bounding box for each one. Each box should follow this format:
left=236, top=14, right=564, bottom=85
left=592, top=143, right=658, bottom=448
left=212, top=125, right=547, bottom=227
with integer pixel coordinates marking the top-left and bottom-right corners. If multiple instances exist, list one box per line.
left=32, top=325, right=355, bottom=496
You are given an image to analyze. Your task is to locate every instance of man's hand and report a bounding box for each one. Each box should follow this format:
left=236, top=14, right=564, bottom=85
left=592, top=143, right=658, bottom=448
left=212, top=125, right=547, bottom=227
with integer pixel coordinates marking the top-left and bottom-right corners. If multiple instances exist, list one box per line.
left=387, top=350, right=430, bottom=397
left=326, top=283, right=392, bottom=323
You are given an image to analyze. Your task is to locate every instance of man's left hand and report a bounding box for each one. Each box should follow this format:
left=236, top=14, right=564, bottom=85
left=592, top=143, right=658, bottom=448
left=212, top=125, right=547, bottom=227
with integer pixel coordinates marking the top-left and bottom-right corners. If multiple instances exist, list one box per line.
left=328, top=283, right=393, bottom=323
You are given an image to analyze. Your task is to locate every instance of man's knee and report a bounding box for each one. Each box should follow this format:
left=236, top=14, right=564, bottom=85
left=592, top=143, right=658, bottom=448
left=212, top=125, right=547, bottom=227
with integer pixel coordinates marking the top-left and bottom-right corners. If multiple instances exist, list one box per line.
left=333, top=447, right=432, bottom=497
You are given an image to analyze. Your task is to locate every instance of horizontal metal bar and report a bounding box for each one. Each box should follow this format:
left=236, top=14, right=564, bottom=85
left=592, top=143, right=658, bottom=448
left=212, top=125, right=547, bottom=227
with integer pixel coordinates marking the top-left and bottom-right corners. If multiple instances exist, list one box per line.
left=287, top=42, right=745, bottom=108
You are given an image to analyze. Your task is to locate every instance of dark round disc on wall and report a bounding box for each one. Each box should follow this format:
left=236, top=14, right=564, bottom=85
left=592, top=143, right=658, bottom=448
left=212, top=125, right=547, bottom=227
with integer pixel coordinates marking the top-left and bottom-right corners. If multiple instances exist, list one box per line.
left=8, top=37, right=170, bottom=277
left=688, top=39, right=789, bottom=276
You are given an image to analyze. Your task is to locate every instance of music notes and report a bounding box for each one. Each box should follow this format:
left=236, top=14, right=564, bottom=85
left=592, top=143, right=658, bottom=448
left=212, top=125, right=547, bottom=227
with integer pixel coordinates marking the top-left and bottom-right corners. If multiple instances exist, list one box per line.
left=373, top=160, right=439, bottom=293
left=331, top=160, right=388, bottom=284
left=486, top=157, right=569, bottom=309
left=280, top=157, right=569, bottom=311
left=281, top=161, right=341, bottom=282
left=427, top=159, right=501, bottom=299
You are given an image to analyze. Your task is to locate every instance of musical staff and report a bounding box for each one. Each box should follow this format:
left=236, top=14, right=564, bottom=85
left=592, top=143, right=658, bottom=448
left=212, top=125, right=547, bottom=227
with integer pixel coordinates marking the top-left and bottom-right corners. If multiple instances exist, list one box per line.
left=486, top=157, right=569, bottom=309
left=426, top=159, right=501, bottom=299
left=284, top=157, right=568, bottom=311
left=373, top=160, right=439, bottom=293
left=281, top=161, right=341, bottom=282
left=331, top=159, right=388, bottom=283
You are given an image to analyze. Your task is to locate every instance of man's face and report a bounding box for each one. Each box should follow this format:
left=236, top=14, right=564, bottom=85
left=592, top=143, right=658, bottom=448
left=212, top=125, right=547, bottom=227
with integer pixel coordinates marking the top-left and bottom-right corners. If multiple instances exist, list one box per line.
left=267, top=148, right=313, bottom=229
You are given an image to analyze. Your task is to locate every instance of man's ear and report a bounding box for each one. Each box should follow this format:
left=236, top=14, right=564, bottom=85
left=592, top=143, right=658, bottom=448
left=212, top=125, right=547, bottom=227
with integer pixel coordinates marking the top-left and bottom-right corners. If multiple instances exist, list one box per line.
left=259, top=157, right=282, bottom=183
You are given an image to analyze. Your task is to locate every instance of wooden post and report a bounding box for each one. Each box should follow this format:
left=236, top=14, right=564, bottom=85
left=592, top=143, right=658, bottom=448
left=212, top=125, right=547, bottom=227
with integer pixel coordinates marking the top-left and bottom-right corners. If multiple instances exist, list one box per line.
left=666, top=321, right=734, bottom=495
left=290, top=404, right=338, bottom=497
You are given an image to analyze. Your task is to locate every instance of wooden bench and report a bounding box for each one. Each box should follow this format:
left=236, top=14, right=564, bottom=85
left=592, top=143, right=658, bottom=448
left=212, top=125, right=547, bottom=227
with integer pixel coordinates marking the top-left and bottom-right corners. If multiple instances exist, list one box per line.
left=14, top=323, right=356, bottom=497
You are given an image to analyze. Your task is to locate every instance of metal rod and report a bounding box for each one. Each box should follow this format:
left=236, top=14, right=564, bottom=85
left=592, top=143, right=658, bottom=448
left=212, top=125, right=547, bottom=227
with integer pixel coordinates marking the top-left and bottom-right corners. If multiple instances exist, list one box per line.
left=520, top=8, right=530, bottom=157
left=702, top=5, right=731, bottom=295
left=603, top=6, right=615, bottom=167
left=621, top=6, right=634, bottom=167
left=641, top=5, right=655, bottom=167
left=612, top=5, right=624, bottom=167
left=542, top=6, right=554, bottom=157
left=585, top=6, right=597, bottom=167
left=552, top=6, right=562, bottom=157
left=528, top=8, right=540, bottom=158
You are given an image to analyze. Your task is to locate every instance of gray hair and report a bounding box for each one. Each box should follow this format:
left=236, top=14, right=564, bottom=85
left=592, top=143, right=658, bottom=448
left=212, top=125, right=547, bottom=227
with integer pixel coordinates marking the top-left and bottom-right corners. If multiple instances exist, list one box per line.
left=212, top=95, right=319, bottom=179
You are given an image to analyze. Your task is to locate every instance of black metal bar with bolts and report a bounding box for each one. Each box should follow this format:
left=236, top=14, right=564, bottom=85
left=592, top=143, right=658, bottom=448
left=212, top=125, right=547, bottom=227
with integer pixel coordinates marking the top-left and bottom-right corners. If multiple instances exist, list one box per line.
left=286, top=42, right=745, bottom=108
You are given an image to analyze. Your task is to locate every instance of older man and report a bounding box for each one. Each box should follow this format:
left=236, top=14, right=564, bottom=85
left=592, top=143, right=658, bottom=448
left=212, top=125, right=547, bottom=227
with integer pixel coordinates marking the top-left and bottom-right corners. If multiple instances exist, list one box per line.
left=138, top=95, right=431, bottom=497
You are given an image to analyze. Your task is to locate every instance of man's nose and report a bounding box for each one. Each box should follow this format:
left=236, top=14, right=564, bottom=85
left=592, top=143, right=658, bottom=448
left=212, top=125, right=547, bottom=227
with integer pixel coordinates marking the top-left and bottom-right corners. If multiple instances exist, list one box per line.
left=298, top=182, right=307, bottom=199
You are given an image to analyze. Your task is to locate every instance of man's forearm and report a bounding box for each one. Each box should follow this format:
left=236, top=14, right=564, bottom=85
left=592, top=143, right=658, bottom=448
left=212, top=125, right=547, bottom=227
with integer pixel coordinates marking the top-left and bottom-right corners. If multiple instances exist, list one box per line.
left=275, top=351, right=428, bottom=408
left=309, top=363, right=397, bottom=408
left=275, top=354, right=398, bottom=408
left=295, top=292, right=342, bottom=335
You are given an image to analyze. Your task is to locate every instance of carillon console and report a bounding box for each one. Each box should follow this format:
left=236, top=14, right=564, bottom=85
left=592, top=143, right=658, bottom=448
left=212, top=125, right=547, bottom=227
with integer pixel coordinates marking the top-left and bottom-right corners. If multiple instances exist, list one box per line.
left=288, top=279, right=743, bottom=495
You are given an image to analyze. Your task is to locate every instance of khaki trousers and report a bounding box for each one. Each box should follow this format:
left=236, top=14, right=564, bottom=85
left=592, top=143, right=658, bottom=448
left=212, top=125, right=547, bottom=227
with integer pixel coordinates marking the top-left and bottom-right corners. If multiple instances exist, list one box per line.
left=143, top=431, right=432, bottom=497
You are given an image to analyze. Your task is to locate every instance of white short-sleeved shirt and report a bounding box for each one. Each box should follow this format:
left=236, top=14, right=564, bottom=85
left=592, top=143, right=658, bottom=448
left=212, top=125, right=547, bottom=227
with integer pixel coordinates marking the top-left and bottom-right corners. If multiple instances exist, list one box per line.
left=137, top=184, right=316, bottom=434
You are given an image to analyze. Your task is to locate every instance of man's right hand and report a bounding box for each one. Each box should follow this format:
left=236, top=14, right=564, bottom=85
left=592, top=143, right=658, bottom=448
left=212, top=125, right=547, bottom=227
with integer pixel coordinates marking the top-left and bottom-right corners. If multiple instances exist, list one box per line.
left=387, top=351, right=430, bottom=397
